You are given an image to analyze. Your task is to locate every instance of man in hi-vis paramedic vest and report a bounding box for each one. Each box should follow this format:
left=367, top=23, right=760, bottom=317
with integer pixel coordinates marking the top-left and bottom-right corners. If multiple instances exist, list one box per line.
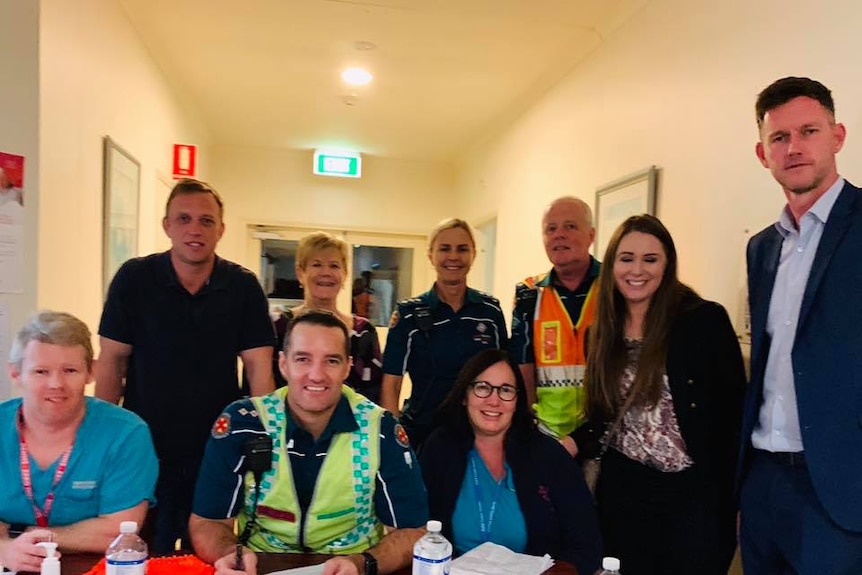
left=189, top=310, right=428, bottom=575
left=510, top=197, right=600, bottom=457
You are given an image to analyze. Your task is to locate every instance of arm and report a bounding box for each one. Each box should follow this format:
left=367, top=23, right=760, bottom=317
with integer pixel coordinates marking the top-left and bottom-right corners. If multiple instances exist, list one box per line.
left=322, top=528, right=425, bottom=575
left=519, top=363, right=537, bottom=413
left=0, top=528, right=54, bottom=573
left=95, top=337, right=132, bottom=404
left=43, top=502, right=147, bottom=552
left=189, top=515, right=249, bottom=568
left=380, top=374, right=404, bottom=416
left=240, top=346, right=276, bottom=396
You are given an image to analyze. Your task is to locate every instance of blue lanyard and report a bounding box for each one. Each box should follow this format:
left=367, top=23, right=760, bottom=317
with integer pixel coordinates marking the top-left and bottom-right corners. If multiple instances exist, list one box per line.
left=470, top=452, right=506, bottom=542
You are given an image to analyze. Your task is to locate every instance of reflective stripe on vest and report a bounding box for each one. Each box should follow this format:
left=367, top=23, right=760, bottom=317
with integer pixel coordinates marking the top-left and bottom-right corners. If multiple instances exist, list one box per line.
left=238, top=386, right=385, bottom=554
left=527, top=275, right=598, bottom=437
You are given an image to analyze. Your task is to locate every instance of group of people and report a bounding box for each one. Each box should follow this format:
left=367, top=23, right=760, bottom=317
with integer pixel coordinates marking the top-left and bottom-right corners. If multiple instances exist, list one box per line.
left=1, top=74, right=860, bottom=575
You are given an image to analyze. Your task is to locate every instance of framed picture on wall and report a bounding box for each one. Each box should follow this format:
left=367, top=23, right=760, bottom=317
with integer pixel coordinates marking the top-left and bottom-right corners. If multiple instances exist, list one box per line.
left=594, top=166, right=658, bottom=259
left=102, top=137, right=140, bottom=294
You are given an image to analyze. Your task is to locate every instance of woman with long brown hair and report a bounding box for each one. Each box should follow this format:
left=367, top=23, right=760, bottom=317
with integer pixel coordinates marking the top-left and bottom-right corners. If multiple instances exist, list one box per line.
left=584, top=214, right=745, bottom=574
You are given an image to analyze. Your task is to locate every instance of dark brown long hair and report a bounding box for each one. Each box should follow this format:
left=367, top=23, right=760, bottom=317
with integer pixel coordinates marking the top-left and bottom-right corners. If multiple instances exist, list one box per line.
left=436, top=349, right=534, bottom=442
left=585, top=214, right=697, bottom=417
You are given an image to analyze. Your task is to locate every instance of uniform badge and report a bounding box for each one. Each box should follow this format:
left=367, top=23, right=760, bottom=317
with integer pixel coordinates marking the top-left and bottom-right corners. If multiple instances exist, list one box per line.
left=389, top=309, right=400, bottom=328
left=476, top=322, right=487, bottom=333
left=393, top=423, right=410, bottom=448
left=211, top=413, right=231, bottom=439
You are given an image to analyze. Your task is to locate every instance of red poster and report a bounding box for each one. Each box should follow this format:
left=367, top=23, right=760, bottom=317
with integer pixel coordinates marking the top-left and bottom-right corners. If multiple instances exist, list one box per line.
left=172, top=144, right=197, bottom=179
left=0, top=151, right=25, bottom=207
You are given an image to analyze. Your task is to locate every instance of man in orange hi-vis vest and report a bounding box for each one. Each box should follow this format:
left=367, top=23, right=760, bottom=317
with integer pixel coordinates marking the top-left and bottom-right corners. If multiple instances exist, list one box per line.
left=510, top=197, right=600, bottom=455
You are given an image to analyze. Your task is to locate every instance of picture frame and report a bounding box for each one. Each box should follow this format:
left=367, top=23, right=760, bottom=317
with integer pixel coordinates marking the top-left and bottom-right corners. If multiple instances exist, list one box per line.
left=594, top=166, right=658, bottom=259
left=102, top=137, right=140, bottom=293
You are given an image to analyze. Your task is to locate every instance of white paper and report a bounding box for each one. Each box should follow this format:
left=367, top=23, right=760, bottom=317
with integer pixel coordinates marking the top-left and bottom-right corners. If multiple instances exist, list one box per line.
left=0, top=206, right=24, bottom=293
left=0, top=302, right=9, bottom=398
left=264, top=564, right=325, bottom=575
left=450, top=542, right=554, bottom=575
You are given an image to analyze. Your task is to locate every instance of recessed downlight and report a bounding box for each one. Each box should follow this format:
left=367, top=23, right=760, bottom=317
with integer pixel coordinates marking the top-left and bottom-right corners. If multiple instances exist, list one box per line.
left=341, top=67, right=373, bottom=86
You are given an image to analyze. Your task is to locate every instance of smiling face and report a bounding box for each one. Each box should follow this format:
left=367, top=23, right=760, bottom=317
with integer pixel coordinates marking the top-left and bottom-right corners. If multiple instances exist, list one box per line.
left=542, top=199, right=594, bottom=271
left=162, top=192, right=225, bottom=267
left=464, top=360, right=518, bottom=438
left=10, top=341, right=90, bottom=429
left=613, top=231, right=667, bottom=309
left=280, top=322, right=351, bottom=424
left=756, top=96, right=845, bottom=200
left=297, top=247, right=346, bottom=304
left=429, top=226, right=475, bottom=286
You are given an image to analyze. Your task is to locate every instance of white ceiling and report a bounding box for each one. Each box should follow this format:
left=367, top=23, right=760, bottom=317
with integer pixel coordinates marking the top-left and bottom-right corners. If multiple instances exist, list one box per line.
left=119, top=0, right=649, bottom=161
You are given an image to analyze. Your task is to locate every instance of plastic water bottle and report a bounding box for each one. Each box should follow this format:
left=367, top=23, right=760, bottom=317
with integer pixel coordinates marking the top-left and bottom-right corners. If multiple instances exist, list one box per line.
left=412, top=520, right=452, bottom=575
left=600, top=556, right=621, bottom=574
left=106, top=521, right=148, bottom=575
left=36, top=541, right=60, bottom=575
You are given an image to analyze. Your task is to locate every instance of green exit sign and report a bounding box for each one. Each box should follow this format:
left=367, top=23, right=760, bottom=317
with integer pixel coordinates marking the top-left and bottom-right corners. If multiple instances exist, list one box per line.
left=313, top=150, right=362, bottom=178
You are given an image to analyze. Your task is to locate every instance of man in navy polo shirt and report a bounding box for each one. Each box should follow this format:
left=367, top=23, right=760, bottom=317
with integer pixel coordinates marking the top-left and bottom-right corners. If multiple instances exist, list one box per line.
left=96, top=179, right=276, bottom=553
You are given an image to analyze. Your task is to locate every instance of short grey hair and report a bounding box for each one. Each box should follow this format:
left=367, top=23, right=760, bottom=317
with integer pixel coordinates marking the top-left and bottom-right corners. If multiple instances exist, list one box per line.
left=544, top=196, right=593, bottom=227
left=9, top=311, right=94, bottom=369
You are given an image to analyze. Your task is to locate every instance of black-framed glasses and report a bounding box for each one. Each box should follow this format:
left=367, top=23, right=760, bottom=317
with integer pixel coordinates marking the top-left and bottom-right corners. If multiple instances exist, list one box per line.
left=470, top=381, right=517, bottom=401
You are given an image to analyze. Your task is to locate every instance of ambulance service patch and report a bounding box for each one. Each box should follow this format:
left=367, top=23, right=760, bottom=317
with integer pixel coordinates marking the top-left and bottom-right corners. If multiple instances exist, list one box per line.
left=394, top=423, right=410, bottom=448
left=212, top=413, right=231, bottom=439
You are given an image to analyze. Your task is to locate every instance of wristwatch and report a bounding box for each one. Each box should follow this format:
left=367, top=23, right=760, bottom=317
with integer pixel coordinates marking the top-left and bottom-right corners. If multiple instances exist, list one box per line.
left=361, top=551, right=378, bottom=575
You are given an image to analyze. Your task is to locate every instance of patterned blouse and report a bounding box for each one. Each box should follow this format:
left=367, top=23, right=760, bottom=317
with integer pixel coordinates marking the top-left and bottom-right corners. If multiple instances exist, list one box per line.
left=607, top=338, right=693, bottom=472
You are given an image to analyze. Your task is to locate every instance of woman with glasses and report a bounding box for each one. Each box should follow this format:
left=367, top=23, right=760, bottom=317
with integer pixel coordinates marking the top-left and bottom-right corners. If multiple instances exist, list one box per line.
left=419, top=349, right=602, bottom=574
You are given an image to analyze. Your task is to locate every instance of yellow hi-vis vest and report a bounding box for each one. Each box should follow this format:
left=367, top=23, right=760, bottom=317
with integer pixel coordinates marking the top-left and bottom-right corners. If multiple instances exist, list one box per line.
left=527, top=274, right=598, bottom=438
left=238, top=386, right=386, bottom=554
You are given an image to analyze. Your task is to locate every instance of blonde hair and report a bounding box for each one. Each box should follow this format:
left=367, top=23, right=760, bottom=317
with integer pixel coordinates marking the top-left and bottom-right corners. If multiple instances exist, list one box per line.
left=296, top=231, right=349, bottom=270
left=428, top=218, right=476, bottom=253
left=10, top=310, right=94, bottom=369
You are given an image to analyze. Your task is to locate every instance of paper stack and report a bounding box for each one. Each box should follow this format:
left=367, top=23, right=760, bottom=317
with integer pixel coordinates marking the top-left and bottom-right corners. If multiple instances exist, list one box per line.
left=450, top=542, right=555, bottom=575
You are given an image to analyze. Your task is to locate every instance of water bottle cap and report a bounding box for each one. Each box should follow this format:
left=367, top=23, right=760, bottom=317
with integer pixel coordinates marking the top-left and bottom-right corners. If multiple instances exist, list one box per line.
left=426, top=520, right=442, bottom=533
left=36, top=541, right=58, bottom=558
left=602, top=557, right=621, bottom=571
left=120, top=520, right=139, bottom=534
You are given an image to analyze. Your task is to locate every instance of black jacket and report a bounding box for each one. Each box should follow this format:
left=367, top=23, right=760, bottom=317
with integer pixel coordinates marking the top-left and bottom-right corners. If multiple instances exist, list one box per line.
left=420, top=425, right=602, bottom=575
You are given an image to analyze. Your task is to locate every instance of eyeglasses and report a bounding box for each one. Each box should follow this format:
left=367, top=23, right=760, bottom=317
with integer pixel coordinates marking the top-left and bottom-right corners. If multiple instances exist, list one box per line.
left=470, top=381, right=517, bottom=401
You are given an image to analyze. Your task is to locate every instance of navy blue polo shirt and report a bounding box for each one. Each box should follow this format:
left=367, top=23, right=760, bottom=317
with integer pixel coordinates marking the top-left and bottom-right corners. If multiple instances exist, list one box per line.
left=382, top=286, right=508, bottom=426
left=98, top=251, right=276, bottom=464
left=510, top=259, right=600, bottom=365
left=192, top=394, right=428, bottom=530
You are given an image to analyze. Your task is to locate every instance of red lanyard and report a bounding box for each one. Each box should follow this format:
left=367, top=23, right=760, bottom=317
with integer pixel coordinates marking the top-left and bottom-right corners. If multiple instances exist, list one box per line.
left=16, top=408, right=74, bottom=528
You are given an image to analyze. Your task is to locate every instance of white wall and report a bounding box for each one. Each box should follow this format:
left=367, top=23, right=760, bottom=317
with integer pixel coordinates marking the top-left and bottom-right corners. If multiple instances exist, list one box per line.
left=456, top=0, right=862, bottom=326
left=209, top=145, right=456, bottom=271
left=0, top=0, right=39, bottom=398
left=38, top=0, right=211, bottom=334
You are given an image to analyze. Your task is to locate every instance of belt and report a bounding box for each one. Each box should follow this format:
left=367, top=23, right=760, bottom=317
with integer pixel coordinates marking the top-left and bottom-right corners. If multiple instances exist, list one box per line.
left=754, top=449, right=806, bottom=467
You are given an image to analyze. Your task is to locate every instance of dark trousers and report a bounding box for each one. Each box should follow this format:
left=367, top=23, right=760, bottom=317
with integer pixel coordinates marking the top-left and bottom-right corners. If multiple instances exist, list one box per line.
left=740, top=451, right=862, bottom=574
left=596, top=449, right=734, bottom=575
left=146, top=460, right=201, bottom=554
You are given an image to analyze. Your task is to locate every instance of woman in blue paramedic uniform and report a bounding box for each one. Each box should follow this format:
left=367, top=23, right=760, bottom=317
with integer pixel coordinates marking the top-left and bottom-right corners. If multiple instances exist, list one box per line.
left=381, top=218, right=508, bottom=449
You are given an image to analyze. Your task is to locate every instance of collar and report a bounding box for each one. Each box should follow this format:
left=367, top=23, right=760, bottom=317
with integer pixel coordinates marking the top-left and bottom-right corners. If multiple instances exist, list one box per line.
left=285, top=393, right=358, bottom=443
left=775, top=176, right=845, bottom=237
left=424, top=284, right=481, bottom=309
left=158, top=250, right=227, bottom=291
left=540, top=256, right=600, bottom=289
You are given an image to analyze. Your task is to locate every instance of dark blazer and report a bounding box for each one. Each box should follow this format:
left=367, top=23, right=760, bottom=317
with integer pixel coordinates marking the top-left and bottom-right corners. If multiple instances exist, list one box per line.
left=420, top=426, right=602, bottom=575
left=741, top=180, right=862, bottom=532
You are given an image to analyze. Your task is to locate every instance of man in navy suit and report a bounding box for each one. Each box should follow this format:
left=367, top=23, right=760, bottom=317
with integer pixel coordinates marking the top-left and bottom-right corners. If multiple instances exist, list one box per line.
left=740, top=77, right=862, bottom=573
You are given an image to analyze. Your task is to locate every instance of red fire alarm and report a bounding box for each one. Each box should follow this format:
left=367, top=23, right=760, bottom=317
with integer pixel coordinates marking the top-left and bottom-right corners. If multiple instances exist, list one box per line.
left=172, top=144, right=197, bottom=179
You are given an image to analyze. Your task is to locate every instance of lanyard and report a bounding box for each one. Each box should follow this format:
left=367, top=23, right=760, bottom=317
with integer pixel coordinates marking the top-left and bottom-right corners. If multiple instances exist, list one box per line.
left=16, top=408, right=74, bottom=528
left=470, top=452, right=506, bottom=542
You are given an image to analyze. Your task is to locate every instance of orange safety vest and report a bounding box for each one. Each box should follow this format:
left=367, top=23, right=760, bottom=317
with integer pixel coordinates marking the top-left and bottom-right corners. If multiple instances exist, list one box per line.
left=526, top=274, right=598, bottom=437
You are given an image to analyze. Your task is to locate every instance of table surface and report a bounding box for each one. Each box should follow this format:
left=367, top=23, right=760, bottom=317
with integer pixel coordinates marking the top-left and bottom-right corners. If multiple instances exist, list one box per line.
left=53, top=551, right=579, bottom=575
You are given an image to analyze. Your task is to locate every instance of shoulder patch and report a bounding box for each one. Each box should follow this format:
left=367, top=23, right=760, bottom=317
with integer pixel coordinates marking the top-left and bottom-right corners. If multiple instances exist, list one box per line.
left=211, top=413, right=231, bottom=439
left=393, top=423, right=410, bottom=448
left=389, top=309, right=400, bottom=328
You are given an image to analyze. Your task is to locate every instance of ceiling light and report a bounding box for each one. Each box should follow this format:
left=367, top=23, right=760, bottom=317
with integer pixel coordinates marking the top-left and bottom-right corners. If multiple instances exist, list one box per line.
left=341, top=67, right=373, bottom=86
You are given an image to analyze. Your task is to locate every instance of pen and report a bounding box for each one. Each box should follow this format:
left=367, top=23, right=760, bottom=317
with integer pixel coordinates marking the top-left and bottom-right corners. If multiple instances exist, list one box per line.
left=235, top=543, right=245, bottom=571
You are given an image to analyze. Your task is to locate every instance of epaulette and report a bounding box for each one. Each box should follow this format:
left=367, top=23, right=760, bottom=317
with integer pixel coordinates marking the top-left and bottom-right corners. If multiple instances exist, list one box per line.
left=398, top=297, right=425, bottom=309
left=474, top=289, right=501, bottom=304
